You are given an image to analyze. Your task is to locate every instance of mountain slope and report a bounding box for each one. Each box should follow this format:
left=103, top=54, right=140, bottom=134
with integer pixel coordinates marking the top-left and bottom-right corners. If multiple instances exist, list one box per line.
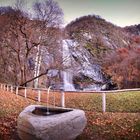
left=64, top=15, right=134, bottom=90
left=124, top=24, right=140, bottom=35
left=65, top=15, right=131, bottom=59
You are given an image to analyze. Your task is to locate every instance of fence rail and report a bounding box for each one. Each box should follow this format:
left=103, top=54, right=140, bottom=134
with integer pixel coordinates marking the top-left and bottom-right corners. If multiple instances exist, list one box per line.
left=0, top=83, right=65, bottom=109
left=0, top=83, right=140, bottom=112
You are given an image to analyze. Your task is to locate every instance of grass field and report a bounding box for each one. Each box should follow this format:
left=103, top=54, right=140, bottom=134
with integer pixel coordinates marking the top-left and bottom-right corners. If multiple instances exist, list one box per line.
left=0, top=89, right=140, bottom=140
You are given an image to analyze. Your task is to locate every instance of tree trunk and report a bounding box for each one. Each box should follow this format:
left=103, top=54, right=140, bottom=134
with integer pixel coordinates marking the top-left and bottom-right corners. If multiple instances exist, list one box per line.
left=20, top=69, right=48, bottom=87
left=33, top=45, right=42, bottom=88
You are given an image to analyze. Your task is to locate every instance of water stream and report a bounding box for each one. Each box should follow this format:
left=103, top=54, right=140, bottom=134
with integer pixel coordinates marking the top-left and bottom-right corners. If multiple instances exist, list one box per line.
left=46, top=86, right=51, bottom=115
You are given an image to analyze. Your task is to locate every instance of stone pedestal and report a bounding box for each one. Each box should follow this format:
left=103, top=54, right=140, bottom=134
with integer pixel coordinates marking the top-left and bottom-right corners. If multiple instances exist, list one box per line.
left=17, top=105, right=87, bottom=140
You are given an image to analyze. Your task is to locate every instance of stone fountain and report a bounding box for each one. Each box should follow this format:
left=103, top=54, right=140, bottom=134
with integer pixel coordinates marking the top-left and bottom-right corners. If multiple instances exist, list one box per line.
left=17, top=105, right=87, bottom=140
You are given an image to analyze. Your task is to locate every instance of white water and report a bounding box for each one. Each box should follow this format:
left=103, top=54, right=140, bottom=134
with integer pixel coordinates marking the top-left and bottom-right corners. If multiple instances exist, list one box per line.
left=62, top=40, right=75, bottom=91
left=46, top=86, right=56, bottom=114
left=47, top=86, right=51, bottom=115
left=62, top=39, right=105, bottom=91
left=63, top=71, right=75, bottom=91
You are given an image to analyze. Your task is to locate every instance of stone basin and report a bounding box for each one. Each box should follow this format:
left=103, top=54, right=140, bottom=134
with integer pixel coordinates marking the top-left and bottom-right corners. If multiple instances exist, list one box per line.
left=17, top=105, right=87, bottom=140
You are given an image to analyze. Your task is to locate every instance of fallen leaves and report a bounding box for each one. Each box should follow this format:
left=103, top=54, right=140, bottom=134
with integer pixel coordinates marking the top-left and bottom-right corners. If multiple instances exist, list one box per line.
left=80, top=111, right=140, bottom=140
left=0, top=89, right=140, bottom=140
left=0, top=90, right=42, bottom=140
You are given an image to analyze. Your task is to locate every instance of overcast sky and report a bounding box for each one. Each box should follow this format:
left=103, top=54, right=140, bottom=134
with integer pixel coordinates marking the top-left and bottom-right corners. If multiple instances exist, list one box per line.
left=0, top=0, right=140, bottom=27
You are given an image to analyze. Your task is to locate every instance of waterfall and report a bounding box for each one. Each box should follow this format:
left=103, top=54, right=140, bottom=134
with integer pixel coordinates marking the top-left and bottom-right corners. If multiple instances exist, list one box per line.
left=62, top=40, right=75, bottom=91
left=62, top=39, right=105, bottom=91
left=63, top=71, right=75, bottom=91
left=70, top=40, right=105, bottom=90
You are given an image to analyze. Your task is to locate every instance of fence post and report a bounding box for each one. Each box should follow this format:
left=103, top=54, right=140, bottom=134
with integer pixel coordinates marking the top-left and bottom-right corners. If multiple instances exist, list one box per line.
left=53, top=91, right=55, bottom=107
left=102, top=92, right=106, bottom=113
left=24, top=87, right=27, bottom=98
left=38, top=90, right=41, bottom=102
left=16, top=86, right=18, bottom=95
left=10, top=85, right=13, bottom=93
left=4, top=84, right=6, bottom=91
left=61, top=91, right=65, bottom=108
left=7, top=85, right=9, bottom=91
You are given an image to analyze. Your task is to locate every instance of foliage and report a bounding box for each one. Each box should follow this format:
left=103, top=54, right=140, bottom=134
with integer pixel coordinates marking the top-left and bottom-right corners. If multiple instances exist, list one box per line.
left=102, top=37, right=140, bottom=88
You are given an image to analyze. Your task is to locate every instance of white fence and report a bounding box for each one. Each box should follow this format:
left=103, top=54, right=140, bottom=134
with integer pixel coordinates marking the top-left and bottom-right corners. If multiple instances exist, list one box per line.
left=0, top=83, right=65, bottom=108
left=0, top=83, right=140, bottom=112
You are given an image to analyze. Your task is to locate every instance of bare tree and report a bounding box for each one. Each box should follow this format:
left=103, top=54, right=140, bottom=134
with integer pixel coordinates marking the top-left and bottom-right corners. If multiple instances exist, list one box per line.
left=0, top=0, right=64, bottom=88
left=14, top=0, right=26, bottom=11
left=30, top=0, right=63, bottom=88
left=33, top=0, right=63, bottom=27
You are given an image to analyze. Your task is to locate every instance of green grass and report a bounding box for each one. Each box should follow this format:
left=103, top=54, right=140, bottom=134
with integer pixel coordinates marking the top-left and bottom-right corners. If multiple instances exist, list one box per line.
left=65, top=91, right=140, bottom=112
left=65, top=93, right=103, bottom=111
left=106, top=91, right=140, bottom=112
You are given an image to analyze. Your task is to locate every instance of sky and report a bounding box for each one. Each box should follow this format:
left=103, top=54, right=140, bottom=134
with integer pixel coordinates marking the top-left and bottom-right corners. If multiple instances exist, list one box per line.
left=0, top=0, right=140, bottom=27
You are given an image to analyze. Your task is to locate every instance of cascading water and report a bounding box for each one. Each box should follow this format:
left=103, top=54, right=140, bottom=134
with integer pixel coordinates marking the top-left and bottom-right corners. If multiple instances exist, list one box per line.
left=63, top=70, right=75, bottom=91
left=62, top=40, right=75, bottom=91
left=46, top=86, right=51, bottom=115
left=62, top=39, right=106, bottom=91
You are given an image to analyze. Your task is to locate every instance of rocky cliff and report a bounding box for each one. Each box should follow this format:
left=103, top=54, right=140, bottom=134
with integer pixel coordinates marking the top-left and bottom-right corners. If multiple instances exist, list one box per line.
left=64, top=15, right=134, bottom=90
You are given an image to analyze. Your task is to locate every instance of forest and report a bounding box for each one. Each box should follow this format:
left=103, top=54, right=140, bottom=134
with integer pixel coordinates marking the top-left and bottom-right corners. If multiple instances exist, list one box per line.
left=0, top=0, right=140, bottom=90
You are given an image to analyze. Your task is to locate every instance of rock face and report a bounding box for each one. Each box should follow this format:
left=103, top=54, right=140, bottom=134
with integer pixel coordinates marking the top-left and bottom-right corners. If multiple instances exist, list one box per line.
left=17, top=105, right=87, bottom=140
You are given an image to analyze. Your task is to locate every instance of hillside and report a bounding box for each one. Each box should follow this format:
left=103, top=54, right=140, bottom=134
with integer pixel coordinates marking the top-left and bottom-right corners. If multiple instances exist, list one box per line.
left=124, top=24, right=140, bottom=35
left=64, top=15, right=136, bottom=90
left=65, top=15, right=131, bottom=59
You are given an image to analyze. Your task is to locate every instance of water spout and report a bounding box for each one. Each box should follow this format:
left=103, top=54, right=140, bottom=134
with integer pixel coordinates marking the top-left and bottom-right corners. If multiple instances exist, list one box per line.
left=47, top=86, right=51, bottom=115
